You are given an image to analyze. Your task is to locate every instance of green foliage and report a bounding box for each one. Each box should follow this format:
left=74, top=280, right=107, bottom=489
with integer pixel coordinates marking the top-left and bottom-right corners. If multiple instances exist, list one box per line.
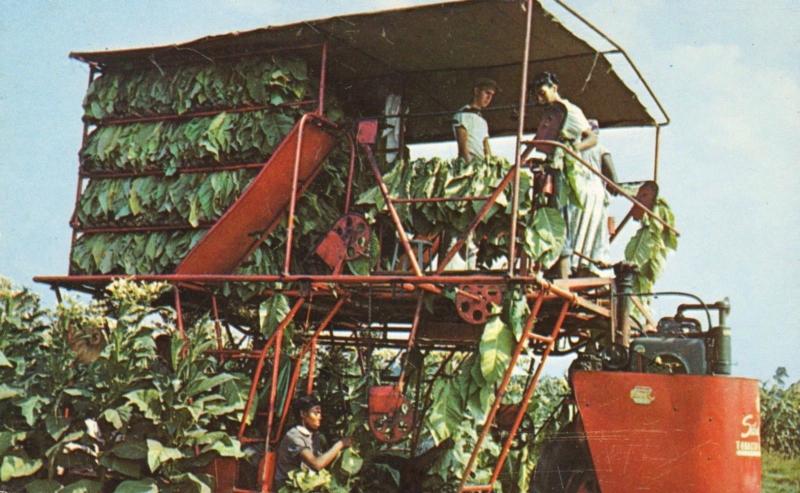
left=77, top=170, right=257, bottom=227
left=0, top=278, right=247, bottom=491
left=81, top=110, right=299, bottom=174
left=70, top=146, right=353, bottom=283
left=762, top=451, right=800, bottom=492
left=624, top=197, right=678, bottom=298
left=357, top=155, right=565, bottom=270
left=761, top=367, right=800, bottom=457
left=83, top=57, right=310, bottom=120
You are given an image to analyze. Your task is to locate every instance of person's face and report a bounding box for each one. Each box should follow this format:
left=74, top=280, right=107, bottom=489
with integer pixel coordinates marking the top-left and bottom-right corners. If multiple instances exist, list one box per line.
left=534, top=83, right=558, bottom=105
left=473, top=87, right=496, bottom=109
left=301, top=405, right=322, bottom=430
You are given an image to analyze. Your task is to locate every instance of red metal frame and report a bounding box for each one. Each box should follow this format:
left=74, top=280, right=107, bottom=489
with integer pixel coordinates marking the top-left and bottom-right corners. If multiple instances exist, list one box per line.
left=48, top=15, right=689, bottom=492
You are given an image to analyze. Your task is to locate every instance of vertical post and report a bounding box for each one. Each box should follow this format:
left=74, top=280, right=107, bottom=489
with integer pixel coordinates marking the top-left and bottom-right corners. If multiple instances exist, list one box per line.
left=306, top=340, right=318, bottom=395
left=613, top=263, right=635, bottom=347
left=283, top=114, right=310, bottom=275
left=653, top=123, right=661, bottom=182
left=343, top=136, right=357, bottom=214
left=317, top=42, right=328, bottom=115
left=507, top=0, right=535, bottom=276
left=173, top=286, right=186, bottom=341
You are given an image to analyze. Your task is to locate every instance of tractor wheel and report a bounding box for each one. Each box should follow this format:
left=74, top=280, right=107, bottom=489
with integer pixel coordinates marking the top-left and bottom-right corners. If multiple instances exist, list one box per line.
left=529, top=419, right=599, bottom=493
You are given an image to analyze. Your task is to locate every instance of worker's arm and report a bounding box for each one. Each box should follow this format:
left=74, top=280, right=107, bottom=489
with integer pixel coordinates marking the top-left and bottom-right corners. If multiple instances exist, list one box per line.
left=299, top=438, right=351, bottom=471
left=574, top=128, right=598, bottom=152
left=483, top=136, right=492, bottom=158
left=600, top=152, right=619, bottom=195
left=456, top=126, right=470, bottom=160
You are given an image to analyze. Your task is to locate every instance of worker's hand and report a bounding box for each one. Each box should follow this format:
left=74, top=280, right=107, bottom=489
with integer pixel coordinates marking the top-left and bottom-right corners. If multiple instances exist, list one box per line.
left=339, top=436, right=353, bottom=448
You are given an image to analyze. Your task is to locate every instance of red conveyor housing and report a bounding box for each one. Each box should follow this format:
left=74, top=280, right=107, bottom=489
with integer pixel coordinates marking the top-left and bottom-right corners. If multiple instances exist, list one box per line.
left=176, top=114, right=338, bottom=275
left=573, top=371, right=761, bottom=492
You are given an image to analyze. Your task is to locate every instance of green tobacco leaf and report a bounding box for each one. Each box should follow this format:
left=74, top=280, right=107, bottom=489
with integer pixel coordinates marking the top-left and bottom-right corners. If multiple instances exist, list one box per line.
left=625, top=227, right=658, bottom=267
left=103, top=406, right=131, bottom=430
left=171, top=472, right=212, bottom=493
left=0, top=455, right=42, bottom=481
left=111, top=439, right=148, bottom=460
left=479, top=315, right=514, bottom=383
left=146, top=438, right=184, bottom=472
left=61, top=480, right=103, bottom=493
left=45, top=414, right=69, bottom=441
left=525, top=207, right=566, bottom=268
left=201, top=435, right=243, bottom=458
left=428, top=378, right=464, bottom=443
left=504, top=287, right=530, bottom=342
left=340, top=448, right=363, bottom=475
left=125, top=389, right=161, bottom=423
left=25, top=479, right=61, bottom=493
left=18, top=395, right=48, bottom=427
left=259, top=294, right=290, bottom=336
left=100, top=454, right=142, bottom=478
left=113, top=480, right=157, bottom=493
left=0, top=350, right=11, bottom=367
left=185, top=373, right=236, bottom=398
left=0, top=383, right=23, bottom=400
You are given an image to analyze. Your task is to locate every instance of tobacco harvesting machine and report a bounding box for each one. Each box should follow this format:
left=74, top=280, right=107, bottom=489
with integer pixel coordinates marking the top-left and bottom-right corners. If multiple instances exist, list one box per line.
left=35, top=1, right=761, bottom=491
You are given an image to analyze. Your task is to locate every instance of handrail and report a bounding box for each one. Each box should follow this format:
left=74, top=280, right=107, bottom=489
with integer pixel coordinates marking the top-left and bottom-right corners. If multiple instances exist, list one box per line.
left=524, top=139, right=680, bottom=236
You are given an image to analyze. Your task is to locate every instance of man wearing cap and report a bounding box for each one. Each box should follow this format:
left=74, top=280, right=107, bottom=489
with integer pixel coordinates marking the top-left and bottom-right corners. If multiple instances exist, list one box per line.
left=271, top=395, right=351, bottom=490
left=452, top=78, right=497, bottom=161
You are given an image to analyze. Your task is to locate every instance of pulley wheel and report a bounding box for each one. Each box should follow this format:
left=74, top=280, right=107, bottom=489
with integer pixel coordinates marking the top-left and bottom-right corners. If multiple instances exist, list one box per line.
left=332, top=213, right=370, bottom=260
left=455, top=284, right=503, bottom=325
left=368, top=386, right=415, bottom=443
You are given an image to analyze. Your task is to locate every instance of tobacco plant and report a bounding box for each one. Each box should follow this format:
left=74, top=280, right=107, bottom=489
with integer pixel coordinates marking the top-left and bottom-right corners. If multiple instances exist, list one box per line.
left=0, top=278, right=248, bottom=491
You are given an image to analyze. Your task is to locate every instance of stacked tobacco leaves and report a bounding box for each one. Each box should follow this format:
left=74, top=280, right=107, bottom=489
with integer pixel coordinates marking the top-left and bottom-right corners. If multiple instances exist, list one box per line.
left=71, top=56, right=350, bottom=282
left=357, top=155, right=568, bottom=270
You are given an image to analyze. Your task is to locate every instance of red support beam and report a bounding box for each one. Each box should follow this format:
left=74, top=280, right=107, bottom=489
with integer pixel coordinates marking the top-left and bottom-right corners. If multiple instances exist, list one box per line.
left=458, top=292, right=547, bottom=493
left=237, top=298, right=305, bottom=440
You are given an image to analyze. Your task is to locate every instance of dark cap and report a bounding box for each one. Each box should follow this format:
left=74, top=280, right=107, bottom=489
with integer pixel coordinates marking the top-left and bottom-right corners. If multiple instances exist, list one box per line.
left=294, top=394, right=321, bottom=416
left=473, top=77, right=499, bottom=92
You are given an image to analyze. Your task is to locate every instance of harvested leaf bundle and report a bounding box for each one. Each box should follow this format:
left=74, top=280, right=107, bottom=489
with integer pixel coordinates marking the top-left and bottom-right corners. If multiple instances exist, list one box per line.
left=71, top=54, right=355, bottom=281
left=81, top=110, right=299, bottom=173
left=83, top=57, right=311, bottom=120
left=624, top=197, right=678, bottom=295
left=71, top=150, right=354, bottom=277
left=71, top=231, right=204, bottom=274
left=77, top=169, right=258, bottom=227
left=357, top=156, right=566, bottom=269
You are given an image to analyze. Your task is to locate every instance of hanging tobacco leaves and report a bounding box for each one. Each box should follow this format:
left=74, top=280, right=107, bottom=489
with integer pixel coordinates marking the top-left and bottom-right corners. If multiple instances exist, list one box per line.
left=81, top=110, right=301, bottom=174
left=357, top=155, right=566, bottom=270
left=77, top=169, right=258, bottom=227
left=624, top=197, right=678, bottom=296
left=83, top=57, right=312, bottom=120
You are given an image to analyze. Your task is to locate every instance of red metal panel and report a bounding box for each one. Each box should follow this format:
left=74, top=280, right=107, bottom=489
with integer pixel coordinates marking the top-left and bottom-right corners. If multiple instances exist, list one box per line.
left=176, top=114, right=337, bottom=274
left=573, top=371, right=761, bottom=493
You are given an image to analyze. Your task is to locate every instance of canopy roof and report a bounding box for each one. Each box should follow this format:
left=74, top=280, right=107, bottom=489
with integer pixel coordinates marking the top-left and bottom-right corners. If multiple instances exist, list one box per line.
left=71, top=0, right=660, bottom=142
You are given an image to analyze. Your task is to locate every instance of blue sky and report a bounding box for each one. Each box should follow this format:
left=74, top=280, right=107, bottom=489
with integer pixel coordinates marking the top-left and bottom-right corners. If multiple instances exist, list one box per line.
left=1, top=1, right=798, bottom=382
